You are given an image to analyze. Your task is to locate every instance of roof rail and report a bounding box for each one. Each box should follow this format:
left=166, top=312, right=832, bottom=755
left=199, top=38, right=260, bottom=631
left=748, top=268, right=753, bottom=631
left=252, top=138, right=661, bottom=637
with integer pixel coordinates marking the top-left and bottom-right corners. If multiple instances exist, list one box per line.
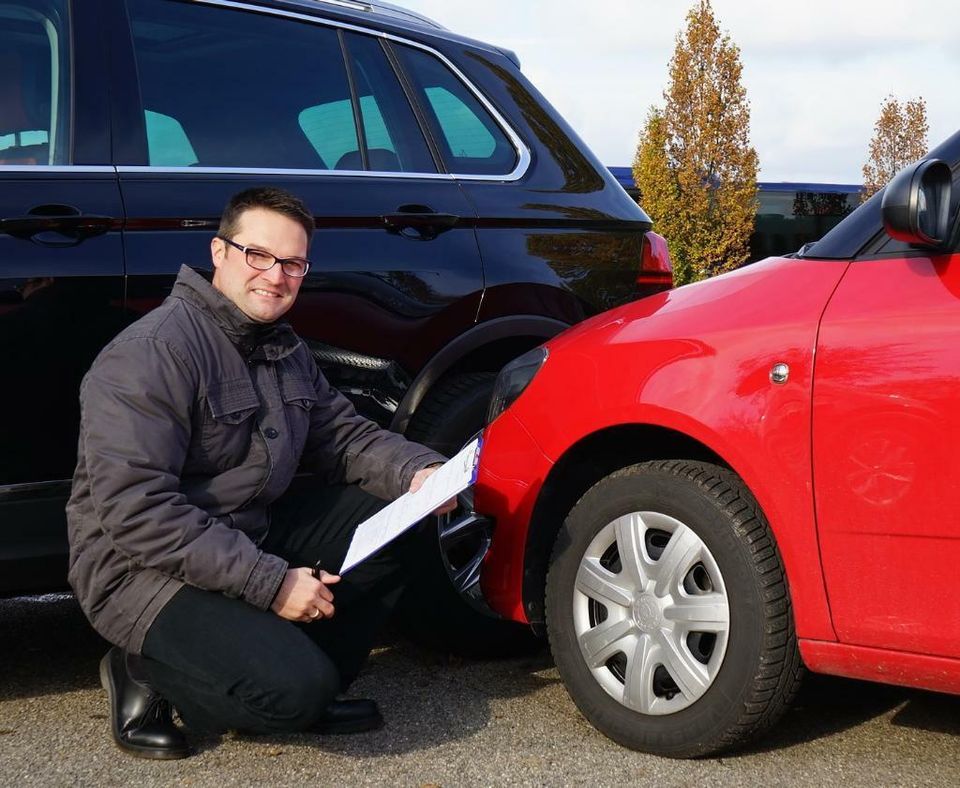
left=311, top=0, right=374, bottom=13
left=309, top=0, right=445, bottom=29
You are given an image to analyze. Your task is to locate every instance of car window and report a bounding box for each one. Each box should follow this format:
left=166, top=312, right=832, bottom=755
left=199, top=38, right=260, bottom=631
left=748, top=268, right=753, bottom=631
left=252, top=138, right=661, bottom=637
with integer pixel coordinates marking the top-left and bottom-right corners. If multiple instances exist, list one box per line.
left=127, top=0, right=358, bottom=170
left=144, top=110, right=198, bottom=167
left=0, top=0, right=70, bottom=166
left=298, top=100, right=361, bottom=170
left=393, top=44, right=517, bottom=176
left=340, top=32, right=435, bottom=173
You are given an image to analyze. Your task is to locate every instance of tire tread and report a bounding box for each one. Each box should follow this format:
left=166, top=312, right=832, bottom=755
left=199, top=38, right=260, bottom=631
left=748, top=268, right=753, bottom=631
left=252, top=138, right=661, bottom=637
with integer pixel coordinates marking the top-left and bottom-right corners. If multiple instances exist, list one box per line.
left=406, top=371, right=496, bottom=445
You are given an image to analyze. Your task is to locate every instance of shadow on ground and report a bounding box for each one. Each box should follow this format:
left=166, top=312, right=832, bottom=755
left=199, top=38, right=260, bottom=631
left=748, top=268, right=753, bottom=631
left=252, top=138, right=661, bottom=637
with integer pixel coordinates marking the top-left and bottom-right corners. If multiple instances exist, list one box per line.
left=225, top=638, right=557, bottom=758
left=0, top=594, right=556, bottom=757
left=0, top=594, right=108, bottom=700
left=734, top=672, right=960, bottom=756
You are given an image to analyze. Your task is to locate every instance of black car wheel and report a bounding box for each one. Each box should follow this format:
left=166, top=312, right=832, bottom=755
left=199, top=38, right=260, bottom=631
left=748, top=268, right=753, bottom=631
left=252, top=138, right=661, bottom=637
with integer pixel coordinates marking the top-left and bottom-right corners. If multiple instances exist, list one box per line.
left=398, top=371, right=543, bottom=657
left=405, top=371, right=496, bottom=457
left=546, top=460, right=803, bottom=757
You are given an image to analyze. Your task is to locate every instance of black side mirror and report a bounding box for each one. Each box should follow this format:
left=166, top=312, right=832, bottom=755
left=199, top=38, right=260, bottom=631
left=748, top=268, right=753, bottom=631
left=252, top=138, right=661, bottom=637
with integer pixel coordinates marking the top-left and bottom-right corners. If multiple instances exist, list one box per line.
left=881, top=159, right=953, bottom=248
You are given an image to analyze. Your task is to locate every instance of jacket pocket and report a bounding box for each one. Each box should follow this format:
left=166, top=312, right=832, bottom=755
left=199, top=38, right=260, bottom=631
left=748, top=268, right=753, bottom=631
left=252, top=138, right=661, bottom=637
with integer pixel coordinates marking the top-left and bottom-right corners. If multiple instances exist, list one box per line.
left=207, top=379, right=260, bottom=423
left=279, top=375, right=317, bottom=411
left=200, top=378, right=260, bottom=468
left=279, top=375, right=316, bottom=459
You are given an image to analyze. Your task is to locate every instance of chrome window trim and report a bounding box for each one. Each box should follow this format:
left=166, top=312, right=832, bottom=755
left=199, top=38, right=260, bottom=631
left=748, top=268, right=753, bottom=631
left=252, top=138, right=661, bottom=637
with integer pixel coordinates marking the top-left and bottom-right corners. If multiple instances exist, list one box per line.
left=117, top=165, right=529, bottom=182
left=0, top=165, right=116, bottom=173
left=311, top=0, right=372, bottom=13
left=117, top=165, right=455, bottom=180
left=159, top=0, right=531, bottom=181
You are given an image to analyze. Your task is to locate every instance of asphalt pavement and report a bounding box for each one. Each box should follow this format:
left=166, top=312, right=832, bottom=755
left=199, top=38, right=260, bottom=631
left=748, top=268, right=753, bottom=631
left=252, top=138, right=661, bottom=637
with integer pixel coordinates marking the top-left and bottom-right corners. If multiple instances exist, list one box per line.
left=1, top=594, right=958, bottom=787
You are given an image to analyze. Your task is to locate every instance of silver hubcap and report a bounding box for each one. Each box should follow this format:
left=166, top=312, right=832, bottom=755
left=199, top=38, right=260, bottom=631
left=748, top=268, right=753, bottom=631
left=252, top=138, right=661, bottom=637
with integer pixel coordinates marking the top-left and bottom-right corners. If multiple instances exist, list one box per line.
left=572, top=511, right=730, bottom=715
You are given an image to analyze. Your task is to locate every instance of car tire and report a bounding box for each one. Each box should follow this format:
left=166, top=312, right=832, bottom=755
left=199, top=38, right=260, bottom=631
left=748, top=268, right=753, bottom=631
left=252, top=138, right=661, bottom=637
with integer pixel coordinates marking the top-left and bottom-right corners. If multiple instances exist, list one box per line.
left=398, top=371, right=544, bottom=657
left=405, top=371, right=495, bottom=457
left=545, top=460, right=803, bottom=758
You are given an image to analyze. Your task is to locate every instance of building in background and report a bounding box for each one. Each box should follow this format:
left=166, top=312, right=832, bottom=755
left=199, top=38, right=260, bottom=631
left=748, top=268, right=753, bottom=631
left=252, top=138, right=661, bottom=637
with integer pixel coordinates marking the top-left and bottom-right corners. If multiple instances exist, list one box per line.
left=608, top=167, right=861, bottom=263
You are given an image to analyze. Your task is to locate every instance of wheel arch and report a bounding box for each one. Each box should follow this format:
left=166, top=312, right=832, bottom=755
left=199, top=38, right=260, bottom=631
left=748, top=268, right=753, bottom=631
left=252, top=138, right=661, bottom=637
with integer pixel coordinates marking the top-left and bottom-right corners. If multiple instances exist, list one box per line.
left=520, top=424, right=727, bottom=625
left=390, top=315, right=569, bottom=434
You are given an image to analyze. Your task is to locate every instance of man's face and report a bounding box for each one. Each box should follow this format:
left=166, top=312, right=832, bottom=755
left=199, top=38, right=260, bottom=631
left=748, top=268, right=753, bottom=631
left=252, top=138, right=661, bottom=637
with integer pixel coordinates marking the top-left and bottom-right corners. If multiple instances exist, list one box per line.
left=210, top=207, right=308, bottom=323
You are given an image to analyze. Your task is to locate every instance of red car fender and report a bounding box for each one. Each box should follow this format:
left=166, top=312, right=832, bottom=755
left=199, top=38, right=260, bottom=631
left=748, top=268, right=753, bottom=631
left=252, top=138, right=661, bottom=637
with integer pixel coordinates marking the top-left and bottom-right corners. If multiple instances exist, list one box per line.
left=477, top=256, right=852, bottom=642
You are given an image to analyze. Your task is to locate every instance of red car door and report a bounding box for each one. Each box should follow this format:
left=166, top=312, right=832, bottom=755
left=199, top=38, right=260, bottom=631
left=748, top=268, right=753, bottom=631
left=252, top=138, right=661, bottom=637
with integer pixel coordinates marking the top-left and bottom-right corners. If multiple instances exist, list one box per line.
left=812, top=243, right=960, bottom=658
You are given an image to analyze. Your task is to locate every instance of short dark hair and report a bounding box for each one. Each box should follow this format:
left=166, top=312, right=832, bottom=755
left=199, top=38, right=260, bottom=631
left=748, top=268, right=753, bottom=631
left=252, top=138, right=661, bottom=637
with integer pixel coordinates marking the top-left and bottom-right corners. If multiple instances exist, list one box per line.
left=218, top=187, right=315, bottom=243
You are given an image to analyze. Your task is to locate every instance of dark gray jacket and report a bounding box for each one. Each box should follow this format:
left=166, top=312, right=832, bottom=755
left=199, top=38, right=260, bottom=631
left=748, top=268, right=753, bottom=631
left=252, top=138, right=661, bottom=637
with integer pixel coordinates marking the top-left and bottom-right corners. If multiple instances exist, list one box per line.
left=67, top=266, right=444, bottom=654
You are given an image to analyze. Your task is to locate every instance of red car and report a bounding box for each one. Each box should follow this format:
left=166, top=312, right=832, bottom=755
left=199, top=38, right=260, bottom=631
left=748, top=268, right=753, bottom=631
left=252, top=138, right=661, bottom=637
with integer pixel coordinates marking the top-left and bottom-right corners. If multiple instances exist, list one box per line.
left=461, top=135, right=960, bottom=757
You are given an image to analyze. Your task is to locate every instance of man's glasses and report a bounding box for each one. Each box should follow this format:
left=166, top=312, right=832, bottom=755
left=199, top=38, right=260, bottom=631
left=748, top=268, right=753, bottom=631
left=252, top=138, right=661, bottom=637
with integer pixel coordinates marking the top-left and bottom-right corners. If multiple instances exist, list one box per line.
left=219, top=236, right=311, bottom=278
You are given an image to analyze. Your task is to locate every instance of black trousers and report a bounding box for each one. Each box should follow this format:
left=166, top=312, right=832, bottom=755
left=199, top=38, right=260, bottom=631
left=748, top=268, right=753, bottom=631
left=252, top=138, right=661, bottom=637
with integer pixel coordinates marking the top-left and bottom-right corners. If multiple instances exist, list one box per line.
left=140, top=481, right=416, bottom=734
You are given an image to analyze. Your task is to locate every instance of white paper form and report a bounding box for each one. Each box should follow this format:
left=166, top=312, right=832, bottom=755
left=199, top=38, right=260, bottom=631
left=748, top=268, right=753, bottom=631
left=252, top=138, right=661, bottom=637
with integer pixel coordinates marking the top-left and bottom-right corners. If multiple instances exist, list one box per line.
left=339, top=437, right=482, bottom=574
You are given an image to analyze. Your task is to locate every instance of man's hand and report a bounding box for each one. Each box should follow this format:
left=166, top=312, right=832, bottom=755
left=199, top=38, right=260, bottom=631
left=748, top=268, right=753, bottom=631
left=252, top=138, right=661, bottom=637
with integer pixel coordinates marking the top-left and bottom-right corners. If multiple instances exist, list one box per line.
left=409, top=465, right=457, bottom=516
left=271, top=567, right=341, bottom=622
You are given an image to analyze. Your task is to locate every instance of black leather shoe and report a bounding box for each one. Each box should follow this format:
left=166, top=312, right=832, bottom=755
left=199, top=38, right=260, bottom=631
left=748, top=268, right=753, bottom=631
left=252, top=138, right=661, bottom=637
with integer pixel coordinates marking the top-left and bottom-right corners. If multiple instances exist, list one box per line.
left=99, top=648, right=191, bottom=759
left=313, top=699, right=383, bottom=734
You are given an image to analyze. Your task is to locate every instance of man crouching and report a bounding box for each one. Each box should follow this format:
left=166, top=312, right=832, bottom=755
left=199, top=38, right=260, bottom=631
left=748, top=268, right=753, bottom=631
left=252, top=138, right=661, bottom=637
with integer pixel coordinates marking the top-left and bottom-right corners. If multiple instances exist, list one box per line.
left=67, top=187, right=450, bottom=759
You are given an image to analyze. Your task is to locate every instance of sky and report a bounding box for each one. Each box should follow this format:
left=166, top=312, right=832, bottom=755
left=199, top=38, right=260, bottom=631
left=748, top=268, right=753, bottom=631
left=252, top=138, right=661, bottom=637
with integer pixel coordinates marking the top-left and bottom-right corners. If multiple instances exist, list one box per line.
left=398, top=0, right=958, bottom=184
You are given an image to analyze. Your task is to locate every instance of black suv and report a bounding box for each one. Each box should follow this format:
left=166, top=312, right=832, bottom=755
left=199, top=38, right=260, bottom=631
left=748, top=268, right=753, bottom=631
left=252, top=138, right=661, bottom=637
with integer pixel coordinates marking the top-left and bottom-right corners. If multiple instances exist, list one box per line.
left=0, top=0, right=668, bottom=646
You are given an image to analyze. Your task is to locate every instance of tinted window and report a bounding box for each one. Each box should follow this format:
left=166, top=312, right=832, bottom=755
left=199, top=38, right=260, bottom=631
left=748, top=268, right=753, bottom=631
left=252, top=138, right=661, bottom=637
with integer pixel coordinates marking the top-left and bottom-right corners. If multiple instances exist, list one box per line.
left=394, top=44, right=517, bottom=176
left=342, top=32, right=435, bottom=173
left=298, top=100, right=361, bottom=170
left=0, top=0, right=70, bottom=165
left=144, top=110, right=197, bottom=167
left=128, top=0, right=357, bottom=169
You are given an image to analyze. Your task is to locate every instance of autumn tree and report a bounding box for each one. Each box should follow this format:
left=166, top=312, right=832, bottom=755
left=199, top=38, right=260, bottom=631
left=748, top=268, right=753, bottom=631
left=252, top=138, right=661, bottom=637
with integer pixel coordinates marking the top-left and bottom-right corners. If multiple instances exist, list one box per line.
left=633, top=0, right=757, bottom=286
left=861, top=96, right=928, bottom=200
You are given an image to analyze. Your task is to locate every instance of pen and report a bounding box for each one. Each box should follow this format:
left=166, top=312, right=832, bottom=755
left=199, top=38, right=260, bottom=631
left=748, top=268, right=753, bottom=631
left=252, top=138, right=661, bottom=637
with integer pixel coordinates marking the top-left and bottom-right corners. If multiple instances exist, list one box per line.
left=313, top=559, right=323, bottom=580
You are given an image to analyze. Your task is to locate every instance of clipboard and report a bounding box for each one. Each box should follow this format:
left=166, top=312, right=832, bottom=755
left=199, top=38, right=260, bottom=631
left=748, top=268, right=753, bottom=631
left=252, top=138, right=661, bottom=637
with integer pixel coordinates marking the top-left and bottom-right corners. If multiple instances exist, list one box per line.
left=339, top=437, right=482, bottom=574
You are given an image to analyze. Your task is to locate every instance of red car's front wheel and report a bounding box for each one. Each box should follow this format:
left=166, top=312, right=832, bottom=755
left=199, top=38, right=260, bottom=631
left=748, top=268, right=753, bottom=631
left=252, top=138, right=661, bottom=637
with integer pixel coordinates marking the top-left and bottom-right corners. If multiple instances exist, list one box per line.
left=545, top=460, right=804, bottom=758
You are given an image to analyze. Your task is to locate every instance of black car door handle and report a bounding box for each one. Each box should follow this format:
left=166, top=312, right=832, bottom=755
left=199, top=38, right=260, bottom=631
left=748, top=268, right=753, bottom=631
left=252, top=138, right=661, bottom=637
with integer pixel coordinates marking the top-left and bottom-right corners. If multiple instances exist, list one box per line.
left=382, top=206, right=460, bottom=237
left=1, top=205, right=115, bottom=245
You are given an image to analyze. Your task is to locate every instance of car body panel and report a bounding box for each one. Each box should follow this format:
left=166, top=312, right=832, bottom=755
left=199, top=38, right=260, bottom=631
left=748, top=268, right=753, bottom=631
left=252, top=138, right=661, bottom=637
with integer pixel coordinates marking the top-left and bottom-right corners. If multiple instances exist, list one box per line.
left=800, top=639, right=960, bottom=695
left=813, top=250, right=960, bottom=658
left=476, top=410, right=554, bottom=620
left=0, top=0, right=124, bottom=593
left=0, top=170, right=127, bottom=594
left=476, top=255, right=853, bottom=641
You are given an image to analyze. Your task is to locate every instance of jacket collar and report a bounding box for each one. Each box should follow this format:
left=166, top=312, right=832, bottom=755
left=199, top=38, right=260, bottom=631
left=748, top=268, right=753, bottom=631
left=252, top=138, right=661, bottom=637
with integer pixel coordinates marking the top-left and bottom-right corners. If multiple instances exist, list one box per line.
left=171, top=265, right=301, bottom=361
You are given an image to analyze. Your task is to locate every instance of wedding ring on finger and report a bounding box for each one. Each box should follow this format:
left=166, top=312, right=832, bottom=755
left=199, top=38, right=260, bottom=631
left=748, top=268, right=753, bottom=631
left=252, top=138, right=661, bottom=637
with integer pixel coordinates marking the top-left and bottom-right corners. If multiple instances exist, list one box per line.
left=310, top=608, right=320, bottom=619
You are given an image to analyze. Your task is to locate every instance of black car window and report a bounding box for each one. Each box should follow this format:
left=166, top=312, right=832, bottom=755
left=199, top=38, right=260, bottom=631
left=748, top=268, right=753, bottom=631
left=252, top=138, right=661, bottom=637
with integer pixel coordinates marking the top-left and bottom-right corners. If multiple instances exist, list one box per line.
left=393, top=44, right=518, bottom=176
left=340, top=32, right=436, bottom=173
left=0, top=0, right=70, bottom=166
left=127, top=0, right=358, bottom=170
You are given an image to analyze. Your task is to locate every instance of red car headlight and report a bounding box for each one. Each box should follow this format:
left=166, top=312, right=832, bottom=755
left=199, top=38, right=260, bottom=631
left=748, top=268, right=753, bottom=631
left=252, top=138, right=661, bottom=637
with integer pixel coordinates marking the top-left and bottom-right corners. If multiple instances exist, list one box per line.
left=486, top=346, right=548, bottom=425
